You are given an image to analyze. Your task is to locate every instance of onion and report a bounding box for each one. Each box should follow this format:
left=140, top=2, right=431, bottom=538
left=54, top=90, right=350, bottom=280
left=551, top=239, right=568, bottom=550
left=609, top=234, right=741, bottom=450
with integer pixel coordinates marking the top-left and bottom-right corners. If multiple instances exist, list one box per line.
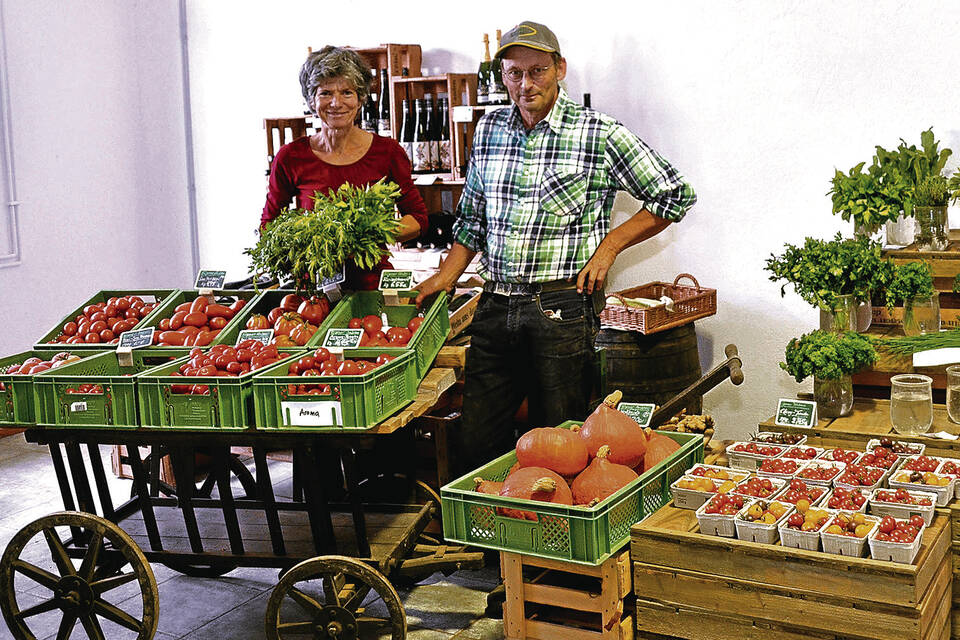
left=516, top=426, right=588, bottom=476
left=641, top=429, right=681, bottom=472
left=571, top=445, right=639, bottom=506
left=578, top=390, right=647, bottom=468
left=498, top=466, right=573, bottom=520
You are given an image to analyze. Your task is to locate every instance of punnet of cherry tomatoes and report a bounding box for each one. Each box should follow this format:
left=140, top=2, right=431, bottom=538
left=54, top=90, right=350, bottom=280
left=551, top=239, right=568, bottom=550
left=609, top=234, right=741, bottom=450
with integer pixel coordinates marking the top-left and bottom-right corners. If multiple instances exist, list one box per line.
left=47, top=295, right=159, bottom=345
left=153, top=295, right=248, bottom=347
left=243, top=293, right=331, bottom=347
left=166, top=340, right=290, bottom=395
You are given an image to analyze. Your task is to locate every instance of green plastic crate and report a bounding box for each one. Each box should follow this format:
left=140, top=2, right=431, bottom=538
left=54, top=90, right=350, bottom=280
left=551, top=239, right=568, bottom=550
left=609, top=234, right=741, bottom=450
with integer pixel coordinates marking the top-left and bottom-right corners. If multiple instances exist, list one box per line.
left=312, top=291, right=449, bottom=380
left=0, top=350, right=105, bottom=425
left=139, top=289, right=258, bottom=348
left=251, top=349, right=418, bottom=431
left=136, top=349, right=302, bottom=430
left=31, top=349, right=188, bottom=429
left=33, top=289, right=175, bottom=350
left=440, top=427, right=704, bottom=565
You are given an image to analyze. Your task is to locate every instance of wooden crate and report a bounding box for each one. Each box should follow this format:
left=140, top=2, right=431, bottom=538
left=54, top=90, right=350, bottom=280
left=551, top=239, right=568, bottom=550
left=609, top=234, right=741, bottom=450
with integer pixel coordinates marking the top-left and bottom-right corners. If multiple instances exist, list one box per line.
left=501, top=549, right=634, bottom=640
left=949, top=505, right=960, bottom=639
left=631, top=504, right=951, bottom=640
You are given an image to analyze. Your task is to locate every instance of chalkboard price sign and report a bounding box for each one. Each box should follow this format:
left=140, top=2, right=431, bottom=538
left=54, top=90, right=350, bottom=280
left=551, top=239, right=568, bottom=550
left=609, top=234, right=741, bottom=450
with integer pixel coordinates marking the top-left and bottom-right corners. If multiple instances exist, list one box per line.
left=378, top=270, right=414, bottom=291
left=322, top=328, right=364, bottom=349
left=237, top=329, right=274, bottom=346
left=617, top=402, right=656, bottom=428
left=775, top=399, right=817, bottom=428
left=117, top=328, right=154, bottom=350
left=195, top=269, right=227, bottom=289
left=320, top=266, right=346, bottom=289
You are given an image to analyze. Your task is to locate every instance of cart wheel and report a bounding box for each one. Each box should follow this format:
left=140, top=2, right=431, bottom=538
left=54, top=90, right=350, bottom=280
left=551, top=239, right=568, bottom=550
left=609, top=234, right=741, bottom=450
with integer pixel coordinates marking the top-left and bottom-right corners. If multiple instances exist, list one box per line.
left=0, top=511, right=158, bottom=640
left=265, top=555, right=405, bottom=640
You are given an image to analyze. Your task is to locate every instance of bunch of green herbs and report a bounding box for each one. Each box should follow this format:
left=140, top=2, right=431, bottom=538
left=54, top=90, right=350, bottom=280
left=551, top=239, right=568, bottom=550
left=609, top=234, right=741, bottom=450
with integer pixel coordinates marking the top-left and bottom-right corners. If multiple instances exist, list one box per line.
left=884, top=261, right=934, bottom=309
left=915, top=175, right=951, bottom=207
left=780, top=330, right=877, bottom=382
left=246, top=179, right=402, bottom=295
left=881, top=330, right=960, bottom=356
left=828, top=162, right=907, bottom=230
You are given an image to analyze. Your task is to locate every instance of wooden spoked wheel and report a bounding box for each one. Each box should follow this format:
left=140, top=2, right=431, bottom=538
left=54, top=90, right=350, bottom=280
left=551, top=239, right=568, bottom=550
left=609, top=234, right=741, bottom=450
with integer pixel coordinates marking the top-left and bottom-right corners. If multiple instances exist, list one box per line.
left=265, top=555, right=405, bottom=640
left=0, top=511, right=158, bottom=640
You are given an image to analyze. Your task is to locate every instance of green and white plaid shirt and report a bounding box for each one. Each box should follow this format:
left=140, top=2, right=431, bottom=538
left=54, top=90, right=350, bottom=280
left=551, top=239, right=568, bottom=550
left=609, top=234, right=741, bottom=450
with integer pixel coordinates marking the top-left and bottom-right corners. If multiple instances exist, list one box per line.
left=453, top=89, right=696, bottom=283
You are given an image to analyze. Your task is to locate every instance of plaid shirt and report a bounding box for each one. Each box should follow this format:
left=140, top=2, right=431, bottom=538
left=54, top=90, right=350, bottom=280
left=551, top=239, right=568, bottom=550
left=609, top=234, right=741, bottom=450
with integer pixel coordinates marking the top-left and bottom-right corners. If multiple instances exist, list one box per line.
left=453, top=89, right=696, bottom=283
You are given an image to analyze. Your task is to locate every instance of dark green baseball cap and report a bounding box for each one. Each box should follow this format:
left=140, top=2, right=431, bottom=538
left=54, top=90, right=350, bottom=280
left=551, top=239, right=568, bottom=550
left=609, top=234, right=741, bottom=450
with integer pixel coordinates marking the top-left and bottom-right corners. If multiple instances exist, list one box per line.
left=495, top=21, right=562, bottom=58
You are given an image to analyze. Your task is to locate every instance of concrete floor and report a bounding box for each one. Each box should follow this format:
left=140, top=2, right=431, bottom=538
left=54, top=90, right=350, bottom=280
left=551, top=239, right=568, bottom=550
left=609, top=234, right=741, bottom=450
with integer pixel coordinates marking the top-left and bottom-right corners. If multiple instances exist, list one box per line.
left=0, top=432, right=504, bottom=640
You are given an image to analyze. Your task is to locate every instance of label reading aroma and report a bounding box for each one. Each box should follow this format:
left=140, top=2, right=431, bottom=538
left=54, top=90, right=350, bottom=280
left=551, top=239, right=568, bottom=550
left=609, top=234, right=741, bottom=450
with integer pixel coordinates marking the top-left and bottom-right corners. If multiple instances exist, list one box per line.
left=775, top=399, right=817, bottom=428
left=378, top=270, right=414, bottom=291
left=195, top=269, right=227, bottom=289
left=322, top=328, right=364, bottom=349
left=237, top=329, right=274, bottom=346
left=118, top=328, right=154, bottom=349
left=281, top=400, right=343, bottom=427
left=617, top=402, right=656, bottom=428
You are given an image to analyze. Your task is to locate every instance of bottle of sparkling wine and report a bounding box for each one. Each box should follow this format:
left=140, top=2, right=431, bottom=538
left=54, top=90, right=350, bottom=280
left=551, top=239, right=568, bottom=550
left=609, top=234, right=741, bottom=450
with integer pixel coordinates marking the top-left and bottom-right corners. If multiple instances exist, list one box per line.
left=437, top=96, right=451, bottom=173
left=412, top=98, right=430, bottom=173
left=488, top=29, right=509, bottom=105
left=377, top=69, right=391, bottom=137
left=424, top=94, right=439, bottom=171
left=476, top=34, right=491, bottom=106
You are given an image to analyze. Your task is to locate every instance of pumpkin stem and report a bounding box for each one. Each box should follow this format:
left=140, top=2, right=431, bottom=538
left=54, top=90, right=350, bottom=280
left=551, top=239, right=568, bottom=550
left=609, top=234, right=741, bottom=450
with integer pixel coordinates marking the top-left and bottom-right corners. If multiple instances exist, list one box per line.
left=531, top=477, right=557, bottom=494
left=588, top=498, right=600, bottom=507
left=596, top=445, right=611, bottom=459
left=473, top=477, right=485, bottom=489
left=603, top=390, right=623, bottom=407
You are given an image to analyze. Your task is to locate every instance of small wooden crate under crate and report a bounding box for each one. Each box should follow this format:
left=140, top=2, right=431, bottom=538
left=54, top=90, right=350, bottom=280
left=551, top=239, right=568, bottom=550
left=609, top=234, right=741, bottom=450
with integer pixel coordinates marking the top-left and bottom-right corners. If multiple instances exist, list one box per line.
left=501, top=549, right=634, bottom=640
left=631, top=504, right=951, bottom=640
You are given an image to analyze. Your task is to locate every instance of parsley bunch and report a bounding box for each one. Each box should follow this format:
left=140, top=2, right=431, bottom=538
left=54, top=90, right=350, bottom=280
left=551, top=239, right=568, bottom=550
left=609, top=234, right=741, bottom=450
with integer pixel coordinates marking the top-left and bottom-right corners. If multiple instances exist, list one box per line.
left=884, top=261, right=934, bottom=310
left=246, top=179, right=401, bottom=295
left=780, top=330, right=877, bottom=383
left=765, top=233, right=895, bottom=311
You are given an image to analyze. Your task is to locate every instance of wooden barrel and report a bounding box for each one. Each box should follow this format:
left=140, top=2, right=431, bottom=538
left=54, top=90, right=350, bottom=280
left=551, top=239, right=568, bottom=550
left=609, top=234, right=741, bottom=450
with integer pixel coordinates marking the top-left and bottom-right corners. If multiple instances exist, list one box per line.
left=595, top=323, right=703, bottom=413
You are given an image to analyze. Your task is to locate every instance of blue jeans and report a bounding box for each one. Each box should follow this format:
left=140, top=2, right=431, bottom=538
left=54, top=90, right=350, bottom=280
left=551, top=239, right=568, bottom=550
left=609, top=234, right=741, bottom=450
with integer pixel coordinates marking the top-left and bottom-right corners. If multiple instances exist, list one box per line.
left=457, top=289, right=601, bottom=476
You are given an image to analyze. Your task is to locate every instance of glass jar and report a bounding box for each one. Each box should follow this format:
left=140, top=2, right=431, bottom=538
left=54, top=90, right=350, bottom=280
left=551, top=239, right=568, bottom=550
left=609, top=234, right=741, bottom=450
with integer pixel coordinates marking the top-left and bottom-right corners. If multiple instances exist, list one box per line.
left=885, top=212, right=913, bottom=246
left=947, top=365, right=960, bottom=424
left=820, top=294, right=858, bottom=333
left=814, top=375, right=853, bottom=418
left=889, top=374, right=933, bottom=436
left=914, top=205, right=949, bottom=251
left=902, top=292, right=940, bottom=336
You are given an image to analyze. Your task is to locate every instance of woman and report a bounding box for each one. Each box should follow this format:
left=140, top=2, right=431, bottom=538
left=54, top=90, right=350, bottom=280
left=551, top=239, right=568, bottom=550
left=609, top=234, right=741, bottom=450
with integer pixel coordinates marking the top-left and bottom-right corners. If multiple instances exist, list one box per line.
left=262, top=46, right=427, bottom=290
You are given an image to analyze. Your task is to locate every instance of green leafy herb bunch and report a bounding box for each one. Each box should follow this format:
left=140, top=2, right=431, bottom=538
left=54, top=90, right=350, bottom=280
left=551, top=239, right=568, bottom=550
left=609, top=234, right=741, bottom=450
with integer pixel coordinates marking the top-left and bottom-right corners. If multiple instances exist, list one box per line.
left=246, top=179, right=402, bottom=295
left=780, top=330, right=877, bottom=383
left=885, top=261, right=934, bottom=309
left=915, top=175, right=950, bottom=207
left=828, top=162, right=906, bottom=230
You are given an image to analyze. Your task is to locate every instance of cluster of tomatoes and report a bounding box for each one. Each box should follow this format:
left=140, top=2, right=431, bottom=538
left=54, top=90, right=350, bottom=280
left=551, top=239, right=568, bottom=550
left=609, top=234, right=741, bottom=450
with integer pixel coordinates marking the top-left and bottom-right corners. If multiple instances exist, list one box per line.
left=835, top=464, right=885, bottom=487
left=347, top=314, right=423, bottom=347
left=738, top=500, right=788, bottom=524
left=798, top=463, right=843, bottom=483
left=701, top=493, right=745, bottom=515
left=901, top=455, right=941, bottom=473
left=732, top=442, right=783, bottom=457
left=689, top=466, right=742, bottom=481
left=284, top=348, right=398, bottom=396
left=893, top=470, right=951, bottom=487
left=754, top=433, right=804, bottom=445
left=781, top=446, right=819, bottom=460
left=3, top=352, right=83, bottom=378
left=168, top=341, right=286, bottom=395
left=876, top=437, right=923, bottom=454
left=786, top=506, right=830, bottom=532
left=873, top=488, right=933, bottom=506
left=733, top=477, right=778, bottom=498
left=874, top=515, right=924, bottom=543
left=826, top=487, right=868, bottom=510
left=822, top=448, right=861, bottom=465
left=778, top=478, right=825, bottom=505
left=676, top=476, right=736, bottom=494
left=245, top=294, right=330, bottom=347
left=49, top=295, right=158, bottom=345
left=64, top=384, right=104, bottom=395
left=824, top=512, right=874, bottom=538
left=940, top=460, right=960, bottom=475
left=860, top=446, right=900, bottom=469
left=154, top=296, right=247, bottom=347
left=758, top=458, right=800, bottom=475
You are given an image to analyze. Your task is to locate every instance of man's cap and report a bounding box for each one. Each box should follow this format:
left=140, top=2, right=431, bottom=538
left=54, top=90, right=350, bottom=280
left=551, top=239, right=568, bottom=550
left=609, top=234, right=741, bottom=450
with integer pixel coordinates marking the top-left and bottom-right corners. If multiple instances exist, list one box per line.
left=495, top=21, right=561, bottom=58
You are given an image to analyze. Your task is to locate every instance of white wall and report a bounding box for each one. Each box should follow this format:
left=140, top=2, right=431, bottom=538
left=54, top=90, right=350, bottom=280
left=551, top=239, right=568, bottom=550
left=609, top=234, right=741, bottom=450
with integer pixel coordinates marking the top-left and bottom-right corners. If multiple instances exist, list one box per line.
left=0, top=0, right=193, bottom=355
left=186, top=0, right=960, bottom=439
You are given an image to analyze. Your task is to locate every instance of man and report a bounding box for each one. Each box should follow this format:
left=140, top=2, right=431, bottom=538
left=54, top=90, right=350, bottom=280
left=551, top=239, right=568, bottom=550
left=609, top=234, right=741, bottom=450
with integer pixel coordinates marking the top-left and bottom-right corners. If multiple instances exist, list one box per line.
left=416, top=21, right=696, bottom=474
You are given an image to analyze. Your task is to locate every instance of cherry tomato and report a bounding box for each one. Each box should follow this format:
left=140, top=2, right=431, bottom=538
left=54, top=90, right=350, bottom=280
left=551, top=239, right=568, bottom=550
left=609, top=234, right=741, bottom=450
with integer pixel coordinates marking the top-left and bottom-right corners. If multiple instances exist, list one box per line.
left=348, top=317, right=363, bottom=329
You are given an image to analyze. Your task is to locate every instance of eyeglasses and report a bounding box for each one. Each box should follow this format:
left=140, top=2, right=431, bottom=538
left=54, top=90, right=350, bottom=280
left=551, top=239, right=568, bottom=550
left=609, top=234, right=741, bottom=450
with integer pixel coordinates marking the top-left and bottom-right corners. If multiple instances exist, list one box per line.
left=502, top=64, right=554, bottom=83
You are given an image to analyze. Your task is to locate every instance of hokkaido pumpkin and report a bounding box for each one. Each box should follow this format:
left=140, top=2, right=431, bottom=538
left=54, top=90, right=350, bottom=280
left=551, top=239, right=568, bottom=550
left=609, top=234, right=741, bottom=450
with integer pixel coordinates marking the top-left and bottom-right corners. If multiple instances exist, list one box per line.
left=571, top=445, right=639, bottom=506
left=641, top=429, right=681, bottom=472
left=516, top=427, right=588, bottom=476
left=577, top=390, right=647, bottom=468
left=498, top=466, right=573, bottom=520
left=474, top=477, right=504, bottom=495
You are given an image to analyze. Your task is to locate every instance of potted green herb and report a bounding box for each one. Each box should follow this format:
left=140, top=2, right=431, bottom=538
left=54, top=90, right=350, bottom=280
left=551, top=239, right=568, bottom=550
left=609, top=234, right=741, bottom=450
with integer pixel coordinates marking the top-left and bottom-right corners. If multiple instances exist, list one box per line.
left=828, top=162, right=903, bottom=239
left=765, top=233, right=895, bottom=332
left=885, top=261, right=937, bottom=336
left=246, top=179, right=402, bottom=295
left=913, top=175, right=950, bottom=251
left=780, top=330, right=877, bottom=418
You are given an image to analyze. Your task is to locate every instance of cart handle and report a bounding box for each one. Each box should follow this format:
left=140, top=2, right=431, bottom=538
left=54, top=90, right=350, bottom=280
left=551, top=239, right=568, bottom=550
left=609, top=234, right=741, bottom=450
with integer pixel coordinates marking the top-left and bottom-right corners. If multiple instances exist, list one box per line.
left=649, top=343, right=743, bottom=429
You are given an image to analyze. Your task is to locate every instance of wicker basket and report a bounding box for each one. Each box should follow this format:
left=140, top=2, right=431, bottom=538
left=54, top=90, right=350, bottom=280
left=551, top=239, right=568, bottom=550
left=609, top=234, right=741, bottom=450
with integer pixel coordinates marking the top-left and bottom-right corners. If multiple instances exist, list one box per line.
left=600, top=273, right=717, bottom=334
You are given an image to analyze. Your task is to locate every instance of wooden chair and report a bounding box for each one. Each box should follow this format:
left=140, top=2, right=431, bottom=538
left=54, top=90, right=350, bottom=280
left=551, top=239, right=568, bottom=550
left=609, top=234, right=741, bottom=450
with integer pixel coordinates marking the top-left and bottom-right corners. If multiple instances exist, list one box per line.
left=263, top=117, right=310, bottom=175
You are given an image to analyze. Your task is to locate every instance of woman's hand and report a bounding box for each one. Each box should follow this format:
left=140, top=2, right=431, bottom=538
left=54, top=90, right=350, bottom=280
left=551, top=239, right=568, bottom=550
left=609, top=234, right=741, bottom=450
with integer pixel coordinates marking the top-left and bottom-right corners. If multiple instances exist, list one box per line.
left=396, top=215, right=422, bottom=243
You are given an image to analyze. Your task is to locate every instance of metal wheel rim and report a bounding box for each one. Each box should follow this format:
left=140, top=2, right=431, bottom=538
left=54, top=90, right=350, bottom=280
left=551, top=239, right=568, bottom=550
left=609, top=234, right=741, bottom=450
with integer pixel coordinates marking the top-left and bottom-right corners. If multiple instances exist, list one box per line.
left=265, top=555, right=405, bottom=640
left=0, top=511, right=158, bottom=640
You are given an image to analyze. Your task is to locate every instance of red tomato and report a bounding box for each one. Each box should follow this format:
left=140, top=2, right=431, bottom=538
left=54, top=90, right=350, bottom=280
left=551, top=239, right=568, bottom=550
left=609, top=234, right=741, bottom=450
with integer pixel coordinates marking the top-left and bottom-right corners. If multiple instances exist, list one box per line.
left=298, top=356, right=316, bottom=371
left=115, top=298, right=131, bottom=312
left=125, top=308, right=140, bottom=320
left=183, top=312, right=208, bottom=327
left=313, top=348, right=331, bottom=363
left=104, top=304, right=118, bottom=318
left=89, top=312, right=106, bottom=323
left=229, top=299, right=247, bottom=313
left=84, top=332, right=100, bottom=343
left=320, top=361, right=339, bottom=376
left=158, top=331, right=186, bottom=346
left=198, top=365, right=217, bottom=377
left=63, top=321, right=78, bottom=336
left=190, top=297, right=209, bottom=313
left=236, top=348, right=253, bottom=363
left=99, top=329, right=115, bottom=342
left=169, top=311, right=187, bottom=330
left=386, top=327, right=412, bottom=345
left=287, top=361, right=301, bottom=375
left=297, top=296, right=329, bottom=325
left=338, top=360, right=361, bottom=375
left=158, top=318, right=172, bottom=331
left=89, top=320, right=107, bottom=334
left=181, top=325, right=200, bottom=337
left=267, top=307, right=284, bottom=325
left=348, top=317, right=363, bottom=329
left=175, top=302, right=192, bottom=314
left=361, top=315, right=382, bottom=336
left=191, top=384, right=210, bottom=395
left=205, top=304, right=233, bottom=318
left=407, top=316, right=424, bottom=333
left=280, top=294, right=303, bottom=312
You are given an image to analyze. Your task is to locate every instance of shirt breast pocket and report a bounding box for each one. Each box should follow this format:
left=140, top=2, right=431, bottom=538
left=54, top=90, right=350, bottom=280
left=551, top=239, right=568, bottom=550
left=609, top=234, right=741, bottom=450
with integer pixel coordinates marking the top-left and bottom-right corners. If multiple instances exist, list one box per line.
left=539, top=168, right=587, bottom=225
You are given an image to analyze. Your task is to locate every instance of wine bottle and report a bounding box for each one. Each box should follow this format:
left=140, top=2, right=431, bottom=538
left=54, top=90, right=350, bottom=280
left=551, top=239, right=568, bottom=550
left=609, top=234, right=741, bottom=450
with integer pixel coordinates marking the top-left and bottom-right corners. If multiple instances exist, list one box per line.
left=437, top=96, right=451, bottom=173
left=489, top=29, right=509, bottom=105
left=412, top=98, right=430, bottom=173
left=476, top=34, right=491, bottom=106
left=362, top=93, right=378, bottom=132
left=377, top=69, right=391, bottom=137
left=398, top=99, right=414, bottom=164
left=583, top=93, right=591, bottom=108
left=424, top=94, right=439, bottom=172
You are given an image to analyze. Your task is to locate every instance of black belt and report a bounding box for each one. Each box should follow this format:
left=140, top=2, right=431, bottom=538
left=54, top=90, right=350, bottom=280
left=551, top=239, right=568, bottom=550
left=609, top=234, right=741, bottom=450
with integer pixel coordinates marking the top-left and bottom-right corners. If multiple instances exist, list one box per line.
left=482, top=279, right=580, bottom=296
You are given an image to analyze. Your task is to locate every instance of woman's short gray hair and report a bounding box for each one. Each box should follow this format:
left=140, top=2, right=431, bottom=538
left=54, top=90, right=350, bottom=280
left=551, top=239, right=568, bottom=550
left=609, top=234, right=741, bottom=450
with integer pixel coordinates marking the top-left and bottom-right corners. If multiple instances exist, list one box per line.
left=299, top=46, right=372, bottom=108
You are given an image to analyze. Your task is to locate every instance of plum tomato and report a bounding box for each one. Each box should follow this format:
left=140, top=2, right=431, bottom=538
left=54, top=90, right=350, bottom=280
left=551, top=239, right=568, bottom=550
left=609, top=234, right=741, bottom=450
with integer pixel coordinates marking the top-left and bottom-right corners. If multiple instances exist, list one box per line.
left=361, top=315, right=382, bottom=336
